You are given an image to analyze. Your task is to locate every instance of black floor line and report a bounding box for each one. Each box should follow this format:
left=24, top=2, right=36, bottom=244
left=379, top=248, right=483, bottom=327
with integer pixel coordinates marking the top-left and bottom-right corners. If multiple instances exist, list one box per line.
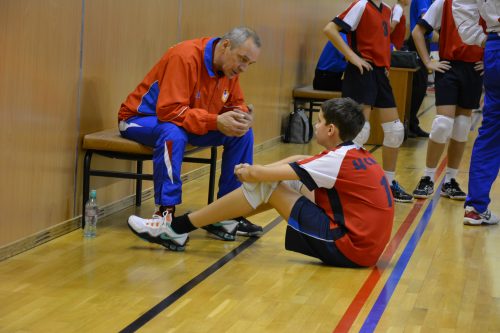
left=120, top=216, right=283, bottom=333
left=417, top=103, right=434, bottom=118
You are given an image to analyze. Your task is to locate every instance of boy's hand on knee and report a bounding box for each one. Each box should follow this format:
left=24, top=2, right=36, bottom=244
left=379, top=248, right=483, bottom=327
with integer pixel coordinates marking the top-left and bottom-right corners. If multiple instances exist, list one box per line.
left=235, top=164, right=256, bottom=182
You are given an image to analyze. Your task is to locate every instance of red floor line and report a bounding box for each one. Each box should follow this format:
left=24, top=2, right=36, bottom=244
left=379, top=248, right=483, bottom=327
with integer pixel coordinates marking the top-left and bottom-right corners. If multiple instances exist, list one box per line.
left=333, top=158, right=447, bottom=333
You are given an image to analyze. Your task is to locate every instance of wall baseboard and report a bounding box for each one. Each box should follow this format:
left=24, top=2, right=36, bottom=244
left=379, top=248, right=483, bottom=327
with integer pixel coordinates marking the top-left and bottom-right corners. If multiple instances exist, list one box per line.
left=0, top=136, right=282, bottom=261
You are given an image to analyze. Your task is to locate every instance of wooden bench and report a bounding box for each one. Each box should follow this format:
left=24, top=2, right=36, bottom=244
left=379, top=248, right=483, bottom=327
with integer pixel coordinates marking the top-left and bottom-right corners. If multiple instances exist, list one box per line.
left=82, top=129, right=217, bottom=226
left=292, top=85, right=342, bottom=133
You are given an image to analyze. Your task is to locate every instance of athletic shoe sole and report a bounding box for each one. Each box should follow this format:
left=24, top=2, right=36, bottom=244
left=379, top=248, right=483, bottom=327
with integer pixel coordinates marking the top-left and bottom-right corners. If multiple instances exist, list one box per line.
left=440, top=193, right=466, bottom=200
left=413, top=193, right=432, bottom=199
left=236, top=230, right=263, bottom=237
left=202, top=226, right=236, bottom=241
left=127, top=223, right=185, bottom=251
left=394, top=197, right=414, bottom=203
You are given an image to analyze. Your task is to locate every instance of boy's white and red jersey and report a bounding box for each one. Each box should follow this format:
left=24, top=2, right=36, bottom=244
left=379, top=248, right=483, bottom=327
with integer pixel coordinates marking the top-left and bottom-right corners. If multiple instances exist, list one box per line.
left=333, top=0, right=392, bottom=68
left=419, top=0, right=485, bottom=62
left=290, top=142, right=394, bottom=267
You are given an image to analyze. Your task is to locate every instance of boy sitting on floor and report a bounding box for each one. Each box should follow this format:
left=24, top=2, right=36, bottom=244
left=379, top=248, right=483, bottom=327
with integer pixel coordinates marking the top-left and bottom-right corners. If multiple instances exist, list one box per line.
left=128, top=98, right=395, bottom=267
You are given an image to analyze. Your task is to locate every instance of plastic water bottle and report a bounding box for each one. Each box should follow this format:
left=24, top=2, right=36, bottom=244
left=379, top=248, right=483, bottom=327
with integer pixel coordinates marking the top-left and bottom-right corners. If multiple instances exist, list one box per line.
left=84, top=190, right=98, bottom=238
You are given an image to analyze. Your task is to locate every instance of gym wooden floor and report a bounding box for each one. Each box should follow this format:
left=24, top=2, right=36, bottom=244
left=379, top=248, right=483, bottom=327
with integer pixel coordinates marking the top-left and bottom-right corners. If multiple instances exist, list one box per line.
left=1, top=94, right=499, bottom=333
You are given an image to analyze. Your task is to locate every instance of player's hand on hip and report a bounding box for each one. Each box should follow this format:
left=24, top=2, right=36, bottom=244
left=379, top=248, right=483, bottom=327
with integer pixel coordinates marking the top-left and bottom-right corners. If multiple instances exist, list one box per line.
left=426, top=60, right=450, bottom=73
left=474, top=61, right=484, bottom=76
left=350, top=55, right=372, bottom=75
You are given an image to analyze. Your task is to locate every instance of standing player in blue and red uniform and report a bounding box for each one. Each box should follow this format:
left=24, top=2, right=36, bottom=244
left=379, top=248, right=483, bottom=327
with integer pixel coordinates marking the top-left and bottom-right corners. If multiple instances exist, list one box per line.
left=127, top=98, right=394, bottom=267
left=453, top=0, right=500, bottom=225
left=411, top=0, right=485, bottom=201
left=313, top=33, right=348, bottom=92
left=322, top=0, right=414, bottom=203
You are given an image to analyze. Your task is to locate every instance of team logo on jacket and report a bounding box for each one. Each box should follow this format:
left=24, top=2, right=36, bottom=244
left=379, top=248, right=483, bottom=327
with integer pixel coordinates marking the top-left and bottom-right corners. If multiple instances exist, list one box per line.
left=222, top=89, right=229, bottom=103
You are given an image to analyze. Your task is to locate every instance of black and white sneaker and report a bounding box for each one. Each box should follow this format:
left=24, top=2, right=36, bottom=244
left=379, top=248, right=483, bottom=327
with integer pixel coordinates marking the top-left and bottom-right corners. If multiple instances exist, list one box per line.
left=391, top=180, right=414, bottom=203
left=236, top=217, right=263, bottom=237
left=202, top=220, right=239, bottom=241
left=441, top=178, right=466, bottom=200
left=413, top=176, right=434, bottom=199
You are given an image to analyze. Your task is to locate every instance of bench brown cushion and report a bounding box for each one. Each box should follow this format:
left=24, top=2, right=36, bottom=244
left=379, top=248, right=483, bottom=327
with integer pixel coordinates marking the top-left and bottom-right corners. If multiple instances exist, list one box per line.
left=293, top=85, right=342, bottom=100
left=82, top=129, right=198, bottom=155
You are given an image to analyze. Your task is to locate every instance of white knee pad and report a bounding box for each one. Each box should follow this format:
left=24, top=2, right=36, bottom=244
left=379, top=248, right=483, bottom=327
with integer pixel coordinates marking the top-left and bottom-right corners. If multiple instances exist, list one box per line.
left=382, top=120, right=405, bottom=148
left=353, top=121, right=370, bottom=146
left=283, top=180, right=303, bottom=193
left=429, top=115, right=454, bottom=144
left=242, top=181, right=279, bottom=209
left=451, top=115, right=471, bottom=142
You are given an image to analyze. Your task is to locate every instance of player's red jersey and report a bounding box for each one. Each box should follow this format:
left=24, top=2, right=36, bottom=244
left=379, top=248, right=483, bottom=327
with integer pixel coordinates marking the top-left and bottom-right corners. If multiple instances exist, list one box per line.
left=290, top=143, right=394, bottom=267
left=420, top=0, right=485, bottom=62
left=334, top=0, right=393, bottom=68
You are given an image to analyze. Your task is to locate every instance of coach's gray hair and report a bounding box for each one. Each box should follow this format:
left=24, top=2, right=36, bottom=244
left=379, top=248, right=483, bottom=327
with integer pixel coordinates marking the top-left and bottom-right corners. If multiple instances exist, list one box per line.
left=221, top=27, right=261, bottom=49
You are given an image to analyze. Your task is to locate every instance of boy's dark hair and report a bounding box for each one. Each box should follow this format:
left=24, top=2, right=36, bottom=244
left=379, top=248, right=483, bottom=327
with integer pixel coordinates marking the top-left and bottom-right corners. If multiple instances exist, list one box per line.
left=321, top=98, right=365, bottom=141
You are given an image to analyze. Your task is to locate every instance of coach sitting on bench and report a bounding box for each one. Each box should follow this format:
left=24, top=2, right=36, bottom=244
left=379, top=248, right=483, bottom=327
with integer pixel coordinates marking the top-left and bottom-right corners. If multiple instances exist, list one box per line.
left=117, top=26, right=263, bottom=239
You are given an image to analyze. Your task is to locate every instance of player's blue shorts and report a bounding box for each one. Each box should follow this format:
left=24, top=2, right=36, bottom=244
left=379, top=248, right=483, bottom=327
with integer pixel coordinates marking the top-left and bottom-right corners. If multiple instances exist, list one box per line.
left=285, top=196, right=361, bottom=267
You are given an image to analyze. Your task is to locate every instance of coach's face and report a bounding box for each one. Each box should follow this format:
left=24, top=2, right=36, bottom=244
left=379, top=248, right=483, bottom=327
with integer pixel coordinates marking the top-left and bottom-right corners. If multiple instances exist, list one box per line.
left=219, top=38, right=260, bottom=79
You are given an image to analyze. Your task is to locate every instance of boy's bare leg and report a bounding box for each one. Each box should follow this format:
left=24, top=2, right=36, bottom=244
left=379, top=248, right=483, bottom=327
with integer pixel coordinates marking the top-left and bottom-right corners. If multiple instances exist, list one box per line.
left=188, top=188, right=255, bottom=228
left=266, top=183, right=304, bottom=220
left=188, top=182, right=307, bottom=228
left=447, top=140, right=466, bottom=169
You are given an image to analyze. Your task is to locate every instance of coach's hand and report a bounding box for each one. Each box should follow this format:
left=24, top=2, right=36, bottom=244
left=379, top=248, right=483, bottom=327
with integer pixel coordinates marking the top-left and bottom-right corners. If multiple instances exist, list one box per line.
left=217, top=111, right=250, bottom=137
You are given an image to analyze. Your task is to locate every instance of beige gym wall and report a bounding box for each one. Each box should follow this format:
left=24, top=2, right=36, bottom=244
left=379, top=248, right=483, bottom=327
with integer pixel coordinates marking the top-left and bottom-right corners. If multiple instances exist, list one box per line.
left=0, top=0, right=396, bottom=253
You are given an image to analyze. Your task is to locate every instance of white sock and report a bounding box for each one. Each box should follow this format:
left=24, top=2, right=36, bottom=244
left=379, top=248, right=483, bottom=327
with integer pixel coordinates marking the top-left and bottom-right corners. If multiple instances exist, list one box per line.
left=424, top=167, right=436, bottom=182
left=385, top=171, right=395, bottom=184
left=445, top=168, right=458, bottom=183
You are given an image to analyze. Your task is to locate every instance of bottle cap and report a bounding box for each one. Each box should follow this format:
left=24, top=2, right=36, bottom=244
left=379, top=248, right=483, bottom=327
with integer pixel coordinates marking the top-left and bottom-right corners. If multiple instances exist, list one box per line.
left=90, top=190, right=97, bottom=198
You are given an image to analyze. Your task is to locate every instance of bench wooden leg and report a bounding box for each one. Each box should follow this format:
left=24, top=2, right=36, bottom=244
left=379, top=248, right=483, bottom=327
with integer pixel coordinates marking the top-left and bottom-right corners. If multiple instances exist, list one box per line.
left=82, top=150, right=93, bottom=228
left=136, top=160, right=143, bottom=206
left=208, top=146, right=217, bottom=204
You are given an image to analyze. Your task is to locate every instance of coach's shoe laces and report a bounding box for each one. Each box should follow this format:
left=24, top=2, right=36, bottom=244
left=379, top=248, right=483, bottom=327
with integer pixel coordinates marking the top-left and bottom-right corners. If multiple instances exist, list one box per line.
left=391, top=180, right=413, bottom=203
left=127, top=211, right=188, bottom=251
left=441, top=178, right=466, bottom=200
left=464, top=206, right=500, bottom=226
left=202, top=220, right=239, bottom=241
left=413, top=176, right=434, bottom=199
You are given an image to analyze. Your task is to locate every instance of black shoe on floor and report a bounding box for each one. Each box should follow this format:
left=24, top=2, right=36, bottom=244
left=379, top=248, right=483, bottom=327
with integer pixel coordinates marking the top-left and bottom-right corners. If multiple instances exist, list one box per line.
left=413, top=127, right=429, bottom=138
left=441, top=178, right=466, bottom=200
left=391, top=180, right=414, bottom=203
left=236, top=217, right=263, bottom=237
left=202, top=220, right=238, bottom=241
left=412, top=176, right=434, bottom=199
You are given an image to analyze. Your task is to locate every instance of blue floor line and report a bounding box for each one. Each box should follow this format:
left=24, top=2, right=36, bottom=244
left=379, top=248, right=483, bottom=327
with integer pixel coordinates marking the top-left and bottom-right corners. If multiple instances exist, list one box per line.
left=360, top=179, right=444, bottom=332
